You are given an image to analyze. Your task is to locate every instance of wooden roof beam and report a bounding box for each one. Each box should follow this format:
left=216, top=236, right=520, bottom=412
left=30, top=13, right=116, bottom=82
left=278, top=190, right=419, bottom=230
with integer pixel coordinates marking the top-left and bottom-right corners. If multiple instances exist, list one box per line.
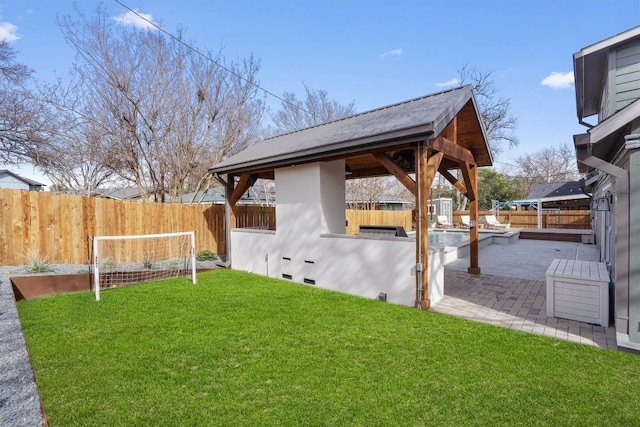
left=439, top=168, right=467, bottom=195
left=459, top=162, right=476, bottom=201
left=429, top=136, right=475, bottom=166
left=347, top=166, right=390, bottom=179
left=229, top=173, right=257, bottom=206
left=444, top=116, right=457, bottom=142
left=423, top=151, right=444, bottom=190
left=373, top=152, right=417, bottom=196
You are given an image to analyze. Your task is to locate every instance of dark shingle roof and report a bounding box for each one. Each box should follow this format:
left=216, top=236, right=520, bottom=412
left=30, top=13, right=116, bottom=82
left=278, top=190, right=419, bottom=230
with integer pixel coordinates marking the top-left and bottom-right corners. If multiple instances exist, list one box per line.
left=99, top=188, right=141, bottom=200
left=181, top=187, right=275, bottom=204
left=210, top=85, right=486, bottom=175
left=527, top=181, right=585, bottom=199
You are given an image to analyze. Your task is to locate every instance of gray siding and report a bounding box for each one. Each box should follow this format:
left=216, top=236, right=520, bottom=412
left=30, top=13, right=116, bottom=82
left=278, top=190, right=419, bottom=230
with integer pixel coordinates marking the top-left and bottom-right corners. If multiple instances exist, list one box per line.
left=0, top=173, right=29, bottom=190
left=601, top=64, right=612, bottom=121
left=615, top=41, right=640, bottom=112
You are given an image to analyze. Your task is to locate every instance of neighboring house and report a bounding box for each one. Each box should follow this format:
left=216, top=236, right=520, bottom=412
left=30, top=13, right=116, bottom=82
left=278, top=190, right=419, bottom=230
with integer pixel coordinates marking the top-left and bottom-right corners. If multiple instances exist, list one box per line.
left=345, top=194, right=414, bottom=211
left=98, top=188, right=143, bottom=201
left=500, top=181, right=591, bottom=211
left=181, top=186, right=275, bottom=205
left=572, top=26, right=640, bottom=349
left=0, top=169, right=45, bottom=191
left=184, top=187, right=411, bottom=209
left=527, top=181, right=590, bottom=209
left=376, top=194, right=414, bottom=211
left=181, top=187, right=225, bottom=204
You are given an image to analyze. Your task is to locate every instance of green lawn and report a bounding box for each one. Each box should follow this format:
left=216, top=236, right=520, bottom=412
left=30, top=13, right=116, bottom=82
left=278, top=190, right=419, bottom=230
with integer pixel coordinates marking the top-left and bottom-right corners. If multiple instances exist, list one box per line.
left=17, top=269, right=640, bottom=426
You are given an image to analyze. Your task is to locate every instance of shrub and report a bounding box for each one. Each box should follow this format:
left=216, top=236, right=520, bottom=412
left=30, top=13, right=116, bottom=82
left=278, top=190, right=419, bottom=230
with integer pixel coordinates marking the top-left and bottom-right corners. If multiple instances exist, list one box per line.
left=166, top=258, right=182, bottom=270
left=100, top=257, right=117, bottom=270
left=24, top=250, right=54, bottom=274
left=196, top=249, right=218, bottom=261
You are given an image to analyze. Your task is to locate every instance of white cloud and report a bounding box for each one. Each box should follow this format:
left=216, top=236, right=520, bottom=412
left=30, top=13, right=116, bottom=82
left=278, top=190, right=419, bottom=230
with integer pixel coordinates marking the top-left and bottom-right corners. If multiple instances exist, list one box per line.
left=435, top=78, right=460, bottom=87
left=541, top=71, right=574, bottom=89
left=112, top=10, right=157, bottom=30
left=381, top=48, right=402, bottom=59
left=0, top=21, right=20, bottom=42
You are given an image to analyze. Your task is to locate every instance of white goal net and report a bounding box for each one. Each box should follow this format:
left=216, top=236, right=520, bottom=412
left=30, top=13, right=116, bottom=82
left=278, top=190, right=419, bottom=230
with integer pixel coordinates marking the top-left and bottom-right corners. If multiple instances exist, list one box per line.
left=90, top=231, right=196, bottom=301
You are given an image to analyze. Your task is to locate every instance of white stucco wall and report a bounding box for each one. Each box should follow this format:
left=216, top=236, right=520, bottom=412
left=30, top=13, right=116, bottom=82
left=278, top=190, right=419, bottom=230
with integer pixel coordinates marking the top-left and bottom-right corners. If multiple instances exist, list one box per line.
left=230, top=229, right=444, bottom=307
left=316, top=234, right=444, bottom=305
left=230, top=160, right=444, bottom=307
left=230, top=228, right=276, bottom=277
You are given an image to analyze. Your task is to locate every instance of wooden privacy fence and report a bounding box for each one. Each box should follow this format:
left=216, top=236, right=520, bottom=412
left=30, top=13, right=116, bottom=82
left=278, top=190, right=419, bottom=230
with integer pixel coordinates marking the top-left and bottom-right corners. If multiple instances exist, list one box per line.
left=0, top=189, right=592, bottom=265
left=0, top=189, right=412, bottom=265
left=0, top=189, right=226, bottom=265
left=346, top=209, right=413, bottom=235
left=452, top=210, right=591, bottom=230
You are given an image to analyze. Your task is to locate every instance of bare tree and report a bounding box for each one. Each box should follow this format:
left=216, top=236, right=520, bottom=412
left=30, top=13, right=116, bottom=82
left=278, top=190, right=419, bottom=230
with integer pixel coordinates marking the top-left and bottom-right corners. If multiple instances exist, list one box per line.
left=53, top=7, right=265, bottom=202
left=270, top=84, right=386, bottom=209
left=0, top=42, right=30, bottom=83
left=270, top=83, right=356, bottom=134
left=35, top=74, right=116, bottom=194
left=448, top=65, right=519, bottom=211
left=0, top=41, right=49, bottom=163
left=511, top=143, right=579, bottom=197
left=346, top=177, right=393, bottom=210
left=458, top=64, right=519, bottom=157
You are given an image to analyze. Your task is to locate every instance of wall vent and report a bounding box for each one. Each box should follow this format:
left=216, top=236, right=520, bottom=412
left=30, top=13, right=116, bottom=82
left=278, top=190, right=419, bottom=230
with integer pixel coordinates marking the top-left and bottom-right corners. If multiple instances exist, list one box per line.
left=378, top=292, right=387, bottom=302
left=304, top=260, right=315, bottom=264
left=282, top=273, right=292, bottom=280
left=303, top=278, right=316, bottom=285
left=282, top=257, right=291, bottom=261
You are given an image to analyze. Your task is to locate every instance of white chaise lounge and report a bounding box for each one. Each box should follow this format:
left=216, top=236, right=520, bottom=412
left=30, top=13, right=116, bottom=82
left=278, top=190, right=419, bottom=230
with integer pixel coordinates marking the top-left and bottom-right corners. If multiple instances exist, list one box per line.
left=484, top=215, right=507, bottom=230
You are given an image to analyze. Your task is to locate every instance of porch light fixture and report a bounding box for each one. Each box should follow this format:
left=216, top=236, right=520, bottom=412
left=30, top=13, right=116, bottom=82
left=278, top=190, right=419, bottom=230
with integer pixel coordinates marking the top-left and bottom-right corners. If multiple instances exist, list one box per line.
left=345, top=165, right=353, bottom=175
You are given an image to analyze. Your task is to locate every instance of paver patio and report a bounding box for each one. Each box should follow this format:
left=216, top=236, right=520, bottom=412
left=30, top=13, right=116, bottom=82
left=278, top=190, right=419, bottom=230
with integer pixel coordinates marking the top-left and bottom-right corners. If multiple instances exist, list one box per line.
left=433, top=238, right=618, bottom=350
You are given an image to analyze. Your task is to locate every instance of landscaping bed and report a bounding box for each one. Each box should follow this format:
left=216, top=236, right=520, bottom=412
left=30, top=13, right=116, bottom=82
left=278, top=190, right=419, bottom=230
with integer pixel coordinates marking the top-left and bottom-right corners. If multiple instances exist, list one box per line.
left=11, top=274, right=91, bottom=300
left=6, top=262, right=218, bottom=301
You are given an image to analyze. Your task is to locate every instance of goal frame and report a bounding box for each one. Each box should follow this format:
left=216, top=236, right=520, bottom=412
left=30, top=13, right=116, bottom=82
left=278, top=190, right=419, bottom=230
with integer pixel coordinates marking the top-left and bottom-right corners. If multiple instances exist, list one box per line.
left=91, top=231, right=196, bottom=301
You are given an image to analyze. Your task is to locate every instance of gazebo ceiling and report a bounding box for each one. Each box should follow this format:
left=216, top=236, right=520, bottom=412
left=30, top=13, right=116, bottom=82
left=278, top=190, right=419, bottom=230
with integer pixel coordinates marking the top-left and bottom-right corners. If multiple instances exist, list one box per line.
left=210, top=85, right=492, bottom=180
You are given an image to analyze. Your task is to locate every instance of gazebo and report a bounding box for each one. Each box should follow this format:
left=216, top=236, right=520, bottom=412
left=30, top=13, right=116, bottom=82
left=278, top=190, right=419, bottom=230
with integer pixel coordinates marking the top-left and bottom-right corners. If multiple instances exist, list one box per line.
left=209, top=85, right=492, bottom=309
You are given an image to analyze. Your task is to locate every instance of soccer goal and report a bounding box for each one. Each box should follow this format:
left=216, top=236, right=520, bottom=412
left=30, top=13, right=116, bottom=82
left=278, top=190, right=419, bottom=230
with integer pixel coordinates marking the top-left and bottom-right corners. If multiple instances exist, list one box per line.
left=90, top=231, right=196, bottom=301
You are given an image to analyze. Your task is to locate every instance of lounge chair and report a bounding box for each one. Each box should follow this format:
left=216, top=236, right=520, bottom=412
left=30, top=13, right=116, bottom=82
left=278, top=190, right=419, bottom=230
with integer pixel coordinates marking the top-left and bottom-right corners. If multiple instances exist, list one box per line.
left=484, top=215, right=507, bottom=230
left=460, top=215, right=471, bottom=228
left=436, top=215, right=454, bottom=228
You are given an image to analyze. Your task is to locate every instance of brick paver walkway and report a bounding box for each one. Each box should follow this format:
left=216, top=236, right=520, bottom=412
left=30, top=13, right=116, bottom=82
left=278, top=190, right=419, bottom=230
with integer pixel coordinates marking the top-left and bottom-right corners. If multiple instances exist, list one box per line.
left=432, top=269, right=617, bottom=350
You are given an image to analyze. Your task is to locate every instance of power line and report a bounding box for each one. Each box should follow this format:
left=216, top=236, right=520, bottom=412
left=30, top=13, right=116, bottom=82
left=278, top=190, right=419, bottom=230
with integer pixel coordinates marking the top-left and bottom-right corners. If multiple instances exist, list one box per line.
left=113, top=0, right=316, bottom=118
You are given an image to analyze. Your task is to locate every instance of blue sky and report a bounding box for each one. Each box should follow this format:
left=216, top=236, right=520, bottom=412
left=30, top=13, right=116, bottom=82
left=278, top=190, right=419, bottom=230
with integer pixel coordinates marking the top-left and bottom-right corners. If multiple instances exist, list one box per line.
left=2, top=0, right=639, bottom=186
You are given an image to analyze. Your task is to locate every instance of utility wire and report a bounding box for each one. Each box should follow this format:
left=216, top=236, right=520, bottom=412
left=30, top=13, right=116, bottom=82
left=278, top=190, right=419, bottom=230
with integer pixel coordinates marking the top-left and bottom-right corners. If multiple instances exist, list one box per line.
left=114, top=0, right=317, bottom=119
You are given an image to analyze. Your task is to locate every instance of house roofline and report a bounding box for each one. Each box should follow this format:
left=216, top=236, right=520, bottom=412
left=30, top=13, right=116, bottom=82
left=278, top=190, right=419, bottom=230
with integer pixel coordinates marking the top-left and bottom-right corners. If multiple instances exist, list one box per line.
left=0, top=169, right=46, bottom=187
left=574, top=26, right=640, bottom=121
left=210, top=126, right=434, bottom=175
